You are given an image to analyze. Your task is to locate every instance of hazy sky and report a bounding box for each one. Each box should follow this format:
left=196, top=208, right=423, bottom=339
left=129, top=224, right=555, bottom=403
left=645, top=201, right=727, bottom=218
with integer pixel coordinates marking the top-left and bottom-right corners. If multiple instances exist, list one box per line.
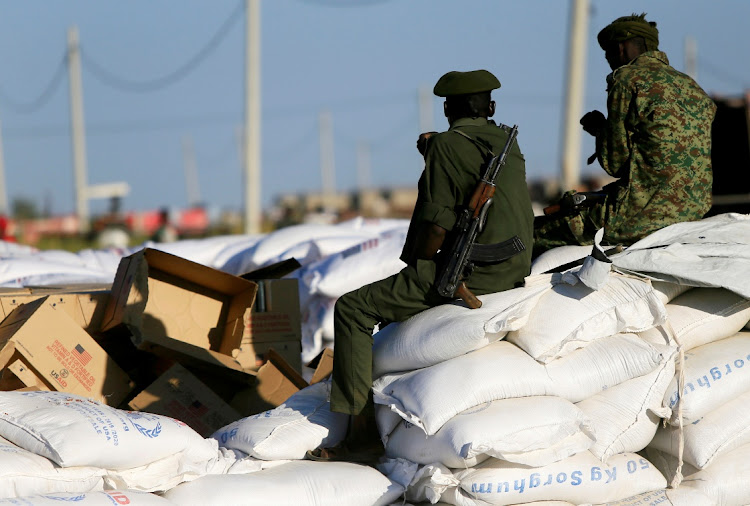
left=0, top=0, right=748, bottom=217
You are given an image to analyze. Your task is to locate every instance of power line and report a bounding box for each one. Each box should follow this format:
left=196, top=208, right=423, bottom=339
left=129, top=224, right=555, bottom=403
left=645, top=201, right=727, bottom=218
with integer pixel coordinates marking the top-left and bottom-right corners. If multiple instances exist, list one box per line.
left=699, top=61, right=749, bottom=89
left=79, top=1, right=244, bottom=93
left=296, top=0, right=392, bottom=7
left=0, top=53, right=67, bottom=114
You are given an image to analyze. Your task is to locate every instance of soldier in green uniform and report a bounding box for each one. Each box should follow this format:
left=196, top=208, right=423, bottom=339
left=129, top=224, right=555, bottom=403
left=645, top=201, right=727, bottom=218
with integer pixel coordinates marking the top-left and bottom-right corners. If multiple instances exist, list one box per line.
left=534, top=13, right=717, bottom=256
left=311, top=70, right=534, bottom=460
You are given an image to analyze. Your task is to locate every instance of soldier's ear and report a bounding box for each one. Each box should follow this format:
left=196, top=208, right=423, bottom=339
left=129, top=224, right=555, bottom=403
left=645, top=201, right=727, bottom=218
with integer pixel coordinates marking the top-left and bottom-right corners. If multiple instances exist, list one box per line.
left=443, top=101, right=449, bottom=118
left=488, top=101, right=496, bottom=118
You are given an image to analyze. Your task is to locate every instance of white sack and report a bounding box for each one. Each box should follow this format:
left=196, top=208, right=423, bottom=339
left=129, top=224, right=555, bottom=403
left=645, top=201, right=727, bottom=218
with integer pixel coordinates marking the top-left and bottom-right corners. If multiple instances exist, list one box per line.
left=649, top=387, right=750, bottom=469
left=374, top=334, right=664, bottom=435
left=594, top=487, right=715, bottom=506
left=507, top=273, right=665, bottom=364
left=672, top=442, right=750, bottom=506
left=163, top=460, right=404, bottom=506
left=0, top=391, right=220, bottom=471
left=300, top=294, right=337, bottom=362
left=0, top=491, right=173, bottom=505
left=211, top=381, right=347, bottom=460
left=0, top=436, right=103, bottom=499
left=436, top=452, right=665, bottom=506
left=638, top=288, right=750, bottom=350
left=576, top=344, right=676, bottom=461
left=650, top=281, right=692, bottom=306
left=663, top=332, right=750, bottom=424
left=530, top=245, right=591, bottom=275
left=297, top=229, right=407, bottom=300
left=384, top=396, right=594, bottom=468
left=372, top=279, right=552, bottom=378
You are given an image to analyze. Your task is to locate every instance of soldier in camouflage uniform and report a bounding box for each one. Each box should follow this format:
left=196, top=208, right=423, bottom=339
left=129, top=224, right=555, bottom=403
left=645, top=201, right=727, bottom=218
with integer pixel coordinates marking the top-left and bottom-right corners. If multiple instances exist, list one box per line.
left=310, top=70, right=534, bottom=461
left=534, top=13, right=717, bottom=256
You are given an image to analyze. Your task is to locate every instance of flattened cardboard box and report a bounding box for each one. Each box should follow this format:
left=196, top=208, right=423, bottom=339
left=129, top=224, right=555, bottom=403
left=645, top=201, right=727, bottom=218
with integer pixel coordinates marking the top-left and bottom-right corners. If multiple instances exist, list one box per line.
left=233, top=279, right=302, bottom=372
left=0, top=297, right=132, bottom=406
left=101, top=248, right=258, bottom=376
left=0, top=292, right=110, bottom=334
left=129, top=363, right=241, bottom=437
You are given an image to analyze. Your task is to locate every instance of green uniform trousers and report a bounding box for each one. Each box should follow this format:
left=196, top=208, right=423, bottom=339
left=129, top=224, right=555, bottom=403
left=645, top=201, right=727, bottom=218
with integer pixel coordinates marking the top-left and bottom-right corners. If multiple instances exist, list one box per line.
left=330, top=260, right=447, bottom=415
left=532, top=203, right=607, bottom=258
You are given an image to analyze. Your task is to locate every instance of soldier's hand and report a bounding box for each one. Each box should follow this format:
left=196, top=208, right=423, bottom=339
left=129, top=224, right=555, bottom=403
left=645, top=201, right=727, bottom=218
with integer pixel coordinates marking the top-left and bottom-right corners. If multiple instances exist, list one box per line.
left=417, top=131, right=437, bottom=156
left=580, top=110, right=606, bottom=136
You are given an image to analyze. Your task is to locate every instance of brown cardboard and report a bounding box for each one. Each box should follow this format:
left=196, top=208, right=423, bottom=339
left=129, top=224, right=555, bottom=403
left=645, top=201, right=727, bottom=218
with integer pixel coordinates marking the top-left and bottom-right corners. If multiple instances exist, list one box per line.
left=0, top=292, right=110, bottom=333
left=229, top=279, right=302, bottom=372
left=101, top=248, right=258, bottom=375
left=0, top=297, right=133, bottom=405
left=128, top=363, right=241, bottom=437
left=229, top=349, right=308, bottom=416
left=307, top=347, right=334, bottom=385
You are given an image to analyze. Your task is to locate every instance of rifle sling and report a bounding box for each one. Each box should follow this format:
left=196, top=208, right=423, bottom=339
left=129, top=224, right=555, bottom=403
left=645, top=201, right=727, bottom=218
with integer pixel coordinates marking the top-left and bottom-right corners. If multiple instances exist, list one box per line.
left=469, top=236, right=525, bottom=264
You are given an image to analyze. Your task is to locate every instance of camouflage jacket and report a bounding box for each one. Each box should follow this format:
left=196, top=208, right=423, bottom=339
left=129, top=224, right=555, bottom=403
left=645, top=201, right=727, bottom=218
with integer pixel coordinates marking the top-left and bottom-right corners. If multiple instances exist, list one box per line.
left=595, top=50, right=717, bottom=245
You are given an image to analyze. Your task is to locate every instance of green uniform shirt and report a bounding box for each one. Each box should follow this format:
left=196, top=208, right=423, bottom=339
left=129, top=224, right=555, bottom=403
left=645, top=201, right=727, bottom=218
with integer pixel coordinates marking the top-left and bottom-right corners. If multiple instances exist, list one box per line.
left=597, top=50, right=717, bottom=244
left=400, top=117, right=534, bottom=295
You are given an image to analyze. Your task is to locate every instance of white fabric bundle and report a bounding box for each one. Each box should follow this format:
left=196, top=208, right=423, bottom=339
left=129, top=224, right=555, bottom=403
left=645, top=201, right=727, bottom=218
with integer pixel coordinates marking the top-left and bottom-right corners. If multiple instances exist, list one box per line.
left=384, top=396, right=594, bottom=468
left=0, top=391, right=220, bottom=471
left=372, top=280, right=551, bottom=378
left=428, top=452, right=666, bottom=506
left=0, top=490, right=173, bottom=505
left=163, top=461, right=405, bottom=506
left=374, top=333, right=664, bottom=435
left=577, top=343, right=676, bottom=461
left=507, top=273, right=665, bottom=363
left=663, top=332, right=750, bottom=424
left=649, top=388, right=750, bottom=469
left=212, top=381, right=347, bottom=460
left=611, top=213, right=750, bottom=299
left=638, top=288, right=750, bottom=350
left=0, top=435, right=104, bottom=499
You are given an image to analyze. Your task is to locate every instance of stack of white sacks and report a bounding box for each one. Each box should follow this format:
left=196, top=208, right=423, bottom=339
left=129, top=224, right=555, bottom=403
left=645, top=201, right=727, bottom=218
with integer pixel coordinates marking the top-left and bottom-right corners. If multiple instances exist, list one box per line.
left=0, top=214, right=748, bottom=504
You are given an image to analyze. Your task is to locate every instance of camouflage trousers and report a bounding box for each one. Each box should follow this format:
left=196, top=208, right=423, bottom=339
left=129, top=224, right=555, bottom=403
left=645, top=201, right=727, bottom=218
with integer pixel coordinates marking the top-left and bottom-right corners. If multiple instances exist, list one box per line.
left=330, top=262, right=447, bottom=416
left=532, top=203, right=607, bottom=258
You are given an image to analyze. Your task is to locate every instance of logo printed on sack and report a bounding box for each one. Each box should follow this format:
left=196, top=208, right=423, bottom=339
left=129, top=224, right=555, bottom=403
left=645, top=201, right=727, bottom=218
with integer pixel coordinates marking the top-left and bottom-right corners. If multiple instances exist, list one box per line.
left=132, top=420, right=162, bottom=438
left=43, top=494, right=86, bottom=501
left=72, top=344, right=92, bottom=366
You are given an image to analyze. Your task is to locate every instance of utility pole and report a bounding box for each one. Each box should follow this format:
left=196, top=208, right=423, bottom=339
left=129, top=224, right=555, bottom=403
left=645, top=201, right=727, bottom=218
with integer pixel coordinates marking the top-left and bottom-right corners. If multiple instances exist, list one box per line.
left=0, top=117, right=8, bottom=215
left=243, top=0, right=262, bottom=234
left=685, top=36, right=698, bottom=81
left=418, top=85, right=433, bottom=169
left=182, top=135, right=201, bottom=207
left=319, top=110, right=336, bottom=211
left=560, top=0, right=589, bottom=190
left=67, top=26, right=90, bottom=234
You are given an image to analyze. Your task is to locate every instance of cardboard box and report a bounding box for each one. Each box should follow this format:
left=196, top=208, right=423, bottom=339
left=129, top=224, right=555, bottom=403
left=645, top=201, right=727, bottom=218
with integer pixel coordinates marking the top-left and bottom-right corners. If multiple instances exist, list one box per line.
left=306, top=347, right=334, bottom=385
left=0, top=297, right=133, bottom=405
left=229, top=279, right=302, bottom=373
left=0, top=292, right=110, bottom=334
left=101, top=248, right=258, bottom=377
left=128, top=363, right=241, bottom=437
left=229, top=349, right=309, bottom=416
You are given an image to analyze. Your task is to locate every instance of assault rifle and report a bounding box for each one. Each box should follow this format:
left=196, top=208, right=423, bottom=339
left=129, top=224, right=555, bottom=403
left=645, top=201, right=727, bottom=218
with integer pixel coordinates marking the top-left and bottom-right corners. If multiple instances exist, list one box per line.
left=542, top=191, right=607, bottom=216
left=436, top=125, right=526, bottom=309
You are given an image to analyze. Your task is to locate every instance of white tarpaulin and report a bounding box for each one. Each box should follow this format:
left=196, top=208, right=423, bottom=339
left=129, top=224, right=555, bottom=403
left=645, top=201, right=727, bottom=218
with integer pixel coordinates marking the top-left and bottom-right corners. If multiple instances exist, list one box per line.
left=610, top=213, right=750, bottom=299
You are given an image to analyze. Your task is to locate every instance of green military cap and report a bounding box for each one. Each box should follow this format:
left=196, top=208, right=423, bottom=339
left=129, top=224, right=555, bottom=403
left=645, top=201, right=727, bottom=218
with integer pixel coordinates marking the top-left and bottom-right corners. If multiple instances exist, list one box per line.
left=433, top=69, right=501, bottom=97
